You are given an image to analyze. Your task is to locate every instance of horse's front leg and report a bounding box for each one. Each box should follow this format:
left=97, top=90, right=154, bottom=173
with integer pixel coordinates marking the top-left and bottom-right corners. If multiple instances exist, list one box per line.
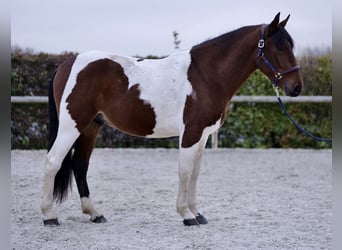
left=177, top=137, right=208, bottom=226
left=188, top=138, right=208, bottom=225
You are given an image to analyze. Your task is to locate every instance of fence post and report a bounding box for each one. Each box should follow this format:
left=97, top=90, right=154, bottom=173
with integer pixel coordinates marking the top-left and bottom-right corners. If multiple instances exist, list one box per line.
left=211, top=131, right=218, bottom=149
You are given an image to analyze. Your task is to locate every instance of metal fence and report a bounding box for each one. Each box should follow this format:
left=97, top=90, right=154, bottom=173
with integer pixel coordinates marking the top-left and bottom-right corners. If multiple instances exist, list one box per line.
left=11, top=95, right=332, bottom=148
left=11, top=95, right=332, bottom=104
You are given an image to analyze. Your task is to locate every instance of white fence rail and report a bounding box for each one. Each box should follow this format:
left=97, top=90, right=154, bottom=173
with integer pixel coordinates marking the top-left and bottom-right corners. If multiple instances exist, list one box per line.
left=11, top=96, right=48, bottom=103
left=11, top=95, right=332, bottom=148
left=11, top=95, right=332, bottom=104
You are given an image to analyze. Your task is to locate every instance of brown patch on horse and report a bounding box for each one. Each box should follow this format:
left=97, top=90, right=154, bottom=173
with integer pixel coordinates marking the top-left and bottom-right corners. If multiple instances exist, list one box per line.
left=66, top=59, right=156, bottom=136
left=53, top=58, right=76, bottom=114
left=181, top=65, right=226, bottom=148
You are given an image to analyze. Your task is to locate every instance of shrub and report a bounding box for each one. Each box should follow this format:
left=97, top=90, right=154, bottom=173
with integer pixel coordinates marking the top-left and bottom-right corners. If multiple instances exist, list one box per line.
left=11, top=49, right=332, bottom=149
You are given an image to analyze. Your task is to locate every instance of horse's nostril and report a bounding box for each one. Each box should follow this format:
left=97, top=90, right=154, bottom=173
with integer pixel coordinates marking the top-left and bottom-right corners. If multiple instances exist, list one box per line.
left=294, top=84, right=302, bottom=96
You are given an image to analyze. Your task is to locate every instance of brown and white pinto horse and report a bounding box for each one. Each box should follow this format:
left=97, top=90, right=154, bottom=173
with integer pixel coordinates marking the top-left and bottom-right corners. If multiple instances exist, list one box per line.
left=41, top=13, right=303, bottom=226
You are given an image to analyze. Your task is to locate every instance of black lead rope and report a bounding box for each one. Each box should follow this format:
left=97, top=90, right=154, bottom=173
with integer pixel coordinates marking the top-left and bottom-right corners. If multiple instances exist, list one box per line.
left=274, top=87, right=332, bottom=143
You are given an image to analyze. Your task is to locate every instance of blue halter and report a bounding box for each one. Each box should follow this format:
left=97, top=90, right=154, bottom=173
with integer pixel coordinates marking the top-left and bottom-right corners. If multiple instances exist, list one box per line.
left=256, top=25, right=300, bottom=88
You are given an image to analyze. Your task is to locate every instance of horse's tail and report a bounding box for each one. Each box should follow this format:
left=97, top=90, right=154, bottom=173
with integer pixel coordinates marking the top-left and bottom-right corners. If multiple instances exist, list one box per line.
left=48, top=71, right=73, bottom=203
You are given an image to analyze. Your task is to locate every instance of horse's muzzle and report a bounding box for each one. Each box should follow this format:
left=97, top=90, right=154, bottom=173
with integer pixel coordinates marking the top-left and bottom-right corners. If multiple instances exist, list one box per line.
left=285, top=83, right=302, bottom=97
left=292, top=84, right=302, bottom=97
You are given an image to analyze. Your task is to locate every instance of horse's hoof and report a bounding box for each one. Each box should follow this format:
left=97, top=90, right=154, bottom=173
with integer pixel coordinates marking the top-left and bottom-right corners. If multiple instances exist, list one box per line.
left=196, top=213, right=208, bottom=225
left=91, top=215, right=107, bottom=223
left=43, top=218, right=60, bottom=226
left=183, top=218, right=200, bottom=226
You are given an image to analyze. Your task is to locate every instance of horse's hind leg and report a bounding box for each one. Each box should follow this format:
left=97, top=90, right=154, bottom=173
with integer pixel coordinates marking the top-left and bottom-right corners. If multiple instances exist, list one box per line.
left=41, top=126, right=80, bottom=225
left=41, top=101, right=97, bottom=225
left=72, top=118, right=106, bottom=223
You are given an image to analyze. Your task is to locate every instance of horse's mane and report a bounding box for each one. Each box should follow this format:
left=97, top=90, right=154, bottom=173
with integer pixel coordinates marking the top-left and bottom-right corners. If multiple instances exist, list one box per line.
left=191, top=25, right=258, bottom=50
left=191, top=24, right=294, bottom=52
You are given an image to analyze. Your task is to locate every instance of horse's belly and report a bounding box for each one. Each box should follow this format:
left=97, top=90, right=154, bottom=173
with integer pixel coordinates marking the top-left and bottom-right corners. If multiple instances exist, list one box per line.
left=108, top=110, right=180, bottom=138
left=141, top=86, right=190, bottom=138
left=104, top=95, right=182, bottom=138
left=146, top=113, right=180, bottom=138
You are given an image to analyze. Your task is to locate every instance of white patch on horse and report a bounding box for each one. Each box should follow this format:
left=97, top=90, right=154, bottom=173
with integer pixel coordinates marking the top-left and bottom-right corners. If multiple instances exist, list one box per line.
left=111, top=51, right=193, bottom=138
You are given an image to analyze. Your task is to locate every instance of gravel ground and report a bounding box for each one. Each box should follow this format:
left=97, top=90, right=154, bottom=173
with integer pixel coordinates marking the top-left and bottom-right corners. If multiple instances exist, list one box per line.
left=11, top=148, right=332, bottom=250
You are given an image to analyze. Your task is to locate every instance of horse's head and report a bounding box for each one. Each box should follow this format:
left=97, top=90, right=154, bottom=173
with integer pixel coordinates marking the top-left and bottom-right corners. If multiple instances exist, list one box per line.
left=257, top=13, right=303, bottom=97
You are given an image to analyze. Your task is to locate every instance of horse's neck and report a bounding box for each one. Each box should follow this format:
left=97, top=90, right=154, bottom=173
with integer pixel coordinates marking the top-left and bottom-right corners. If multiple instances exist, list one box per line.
left=190, top=25, right=260, bottom=100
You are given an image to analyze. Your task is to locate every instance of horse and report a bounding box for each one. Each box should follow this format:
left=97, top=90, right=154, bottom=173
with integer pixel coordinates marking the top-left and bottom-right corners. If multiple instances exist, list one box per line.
left=41, top=13, right=303, bottom=226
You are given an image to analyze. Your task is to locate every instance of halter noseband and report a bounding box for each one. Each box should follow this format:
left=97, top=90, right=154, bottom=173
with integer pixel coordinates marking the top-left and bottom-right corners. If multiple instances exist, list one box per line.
left=256, top=24, right=300, bottom=88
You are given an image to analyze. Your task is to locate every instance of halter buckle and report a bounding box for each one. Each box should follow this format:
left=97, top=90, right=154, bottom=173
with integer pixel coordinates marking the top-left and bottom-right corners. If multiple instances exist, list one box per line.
left=275, top=72, right=283, bottom=80
left=258, top=39, right=265, bottom=48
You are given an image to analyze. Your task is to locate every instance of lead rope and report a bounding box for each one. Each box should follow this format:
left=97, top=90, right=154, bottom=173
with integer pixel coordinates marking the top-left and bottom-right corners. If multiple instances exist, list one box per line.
left=273, top=86, right=332, bottom=143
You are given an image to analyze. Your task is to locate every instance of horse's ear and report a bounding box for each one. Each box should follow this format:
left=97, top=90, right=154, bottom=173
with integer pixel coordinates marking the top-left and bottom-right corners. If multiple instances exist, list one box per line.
left=279, top=14, right=290, bottom=28
left=267, top=12, right=280, bottom=36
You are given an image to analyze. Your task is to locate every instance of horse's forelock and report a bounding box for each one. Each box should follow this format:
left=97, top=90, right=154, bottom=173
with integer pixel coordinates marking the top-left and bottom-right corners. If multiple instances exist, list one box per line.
left=272, top=26, right=294, bottom=51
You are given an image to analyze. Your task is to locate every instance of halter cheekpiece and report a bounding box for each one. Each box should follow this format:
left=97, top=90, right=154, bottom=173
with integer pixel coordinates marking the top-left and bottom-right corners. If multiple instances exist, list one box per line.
left=256, top=24, right=300, bottom=88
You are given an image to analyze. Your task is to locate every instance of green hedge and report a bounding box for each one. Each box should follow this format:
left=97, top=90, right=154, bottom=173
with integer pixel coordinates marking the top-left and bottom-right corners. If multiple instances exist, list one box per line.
left=11, top=49, right=332, bottom=149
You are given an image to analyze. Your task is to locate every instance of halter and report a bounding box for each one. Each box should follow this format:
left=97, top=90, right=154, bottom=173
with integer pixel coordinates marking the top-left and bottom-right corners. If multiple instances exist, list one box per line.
left=255, top=25, right=331, bottom=143
left=256, top=24, right=300, bottom=89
